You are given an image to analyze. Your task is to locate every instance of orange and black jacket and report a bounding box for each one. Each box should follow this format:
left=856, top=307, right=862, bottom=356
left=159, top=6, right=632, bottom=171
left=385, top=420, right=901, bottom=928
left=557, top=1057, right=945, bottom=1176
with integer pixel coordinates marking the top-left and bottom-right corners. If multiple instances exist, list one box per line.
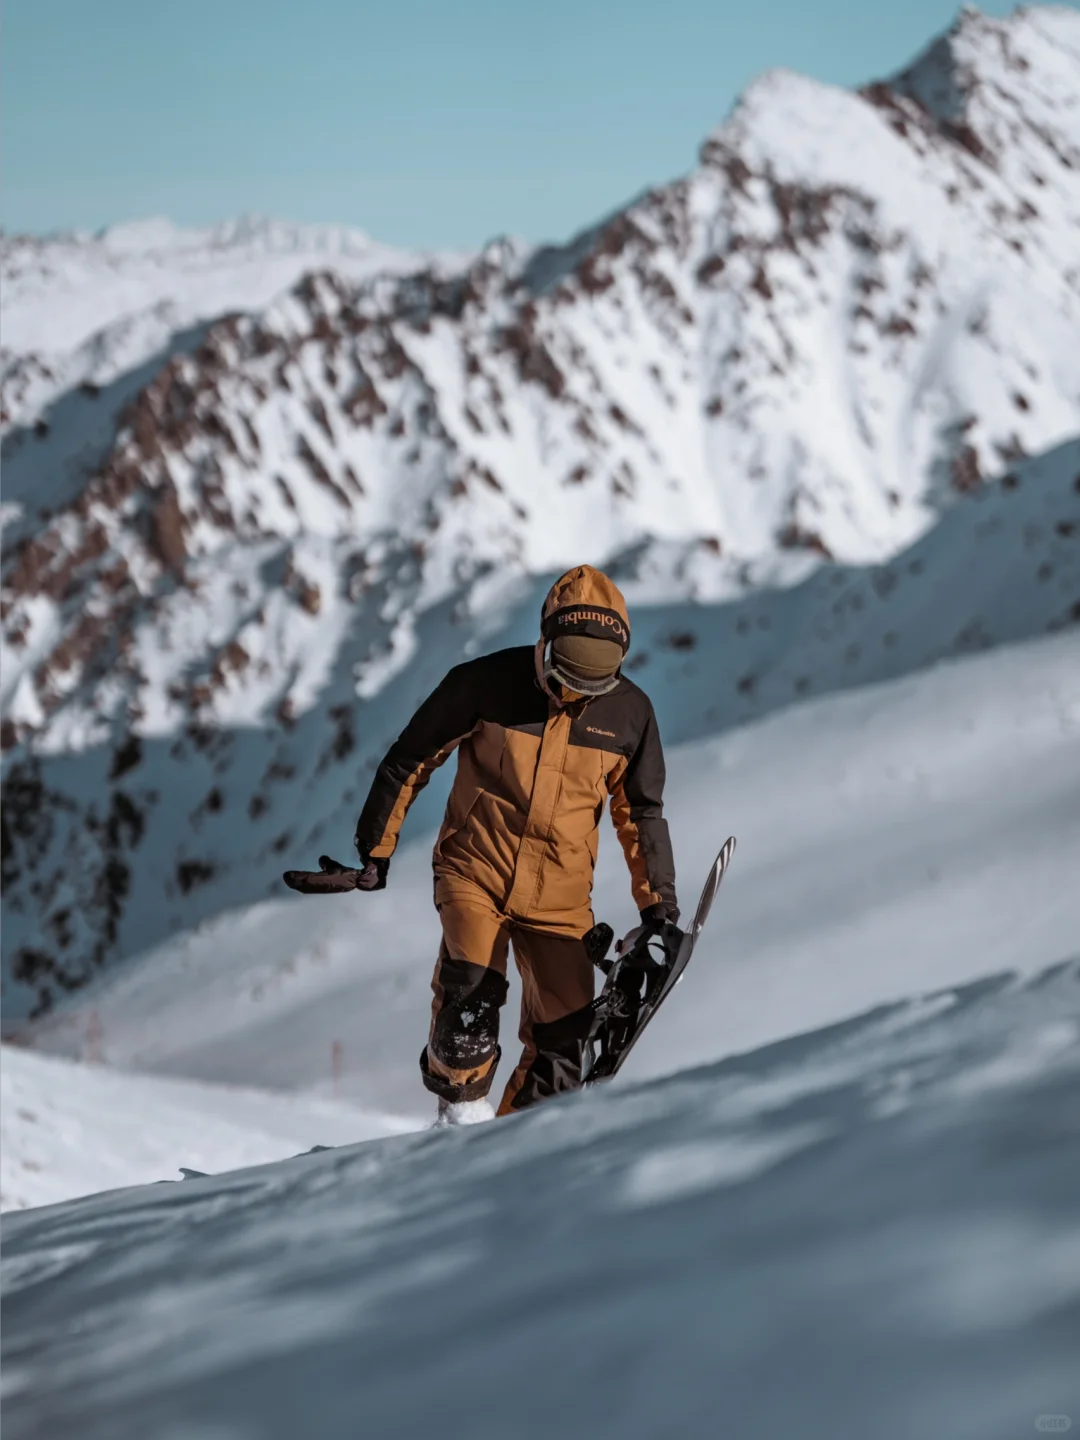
left=354, top=567, right=677, bottom=930
left=354, top=648, right=676, bottom=929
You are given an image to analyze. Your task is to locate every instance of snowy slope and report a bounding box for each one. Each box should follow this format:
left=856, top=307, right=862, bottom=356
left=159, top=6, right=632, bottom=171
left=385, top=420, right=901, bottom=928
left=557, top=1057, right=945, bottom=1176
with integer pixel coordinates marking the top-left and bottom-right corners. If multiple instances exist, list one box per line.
left=3, top=434, right=1074, bottom=1026
left=21, top=630, right=1080, bottom=1122
left=0, top=1043, right=422, bottom=1212
left=3, top=959, right=1078, bottom=1440
left=3, top=6, right=1079, bottom=1019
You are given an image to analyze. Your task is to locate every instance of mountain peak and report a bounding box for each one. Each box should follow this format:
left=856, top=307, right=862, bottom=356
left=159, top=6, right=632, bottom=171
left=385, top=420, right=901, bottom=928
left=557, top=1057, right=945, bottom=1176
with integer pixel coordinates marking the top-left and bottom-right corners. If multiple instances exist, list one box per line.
left=870, top=4, right=1080, bottom=160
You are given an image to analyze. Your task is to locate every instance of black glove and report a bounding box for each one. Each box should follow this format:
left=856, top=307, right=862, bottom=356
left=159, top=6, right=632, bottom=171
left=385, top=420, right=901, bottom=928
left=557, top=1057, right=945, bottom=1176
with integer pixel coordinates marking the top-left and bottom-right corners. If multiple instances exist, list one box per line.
left=639, top=901, right=680, bottom=931
left=282, top=852, right=388, bottom=895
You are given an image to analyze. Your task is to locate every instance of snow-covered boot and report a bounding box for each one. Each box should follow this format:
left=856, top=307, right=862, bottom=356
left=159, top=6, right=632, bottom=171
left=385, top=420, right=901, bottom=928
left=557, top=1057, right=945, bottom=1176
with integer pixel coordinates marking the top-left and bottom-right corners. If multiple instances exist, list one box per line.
left=435, top=1096, right=496, bottom=1127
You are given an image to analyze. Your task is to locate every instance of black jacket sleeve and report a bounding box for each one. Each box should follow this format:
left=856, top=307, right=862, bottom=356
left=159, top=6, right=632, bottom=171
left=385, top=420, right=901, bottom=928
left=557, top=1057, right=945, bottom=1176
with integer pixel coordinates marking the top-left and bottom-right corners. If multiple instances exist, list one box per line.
left=354, top=663, right=479, bottom=859
left=609, top=701, right=678, bottom=918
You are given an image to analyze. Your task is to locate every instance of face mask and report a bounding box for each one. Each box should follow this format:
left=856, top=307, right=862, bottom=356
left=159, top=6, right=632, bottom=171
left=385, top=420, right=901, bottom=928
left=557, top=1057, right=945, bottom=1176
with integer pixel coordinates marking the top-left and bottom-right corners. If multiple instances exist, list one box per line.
left=542, top=642, right=622, bottom=699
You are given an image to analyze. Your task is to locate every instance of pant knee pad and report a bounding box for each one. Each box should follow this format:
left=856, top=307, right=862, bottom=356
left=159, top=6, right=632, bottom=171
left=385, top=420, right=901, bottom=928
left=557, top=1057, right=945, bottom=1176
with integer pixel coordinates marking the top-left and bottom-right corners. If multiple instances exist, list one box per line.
left=431, top=959, right=508, bottom=1071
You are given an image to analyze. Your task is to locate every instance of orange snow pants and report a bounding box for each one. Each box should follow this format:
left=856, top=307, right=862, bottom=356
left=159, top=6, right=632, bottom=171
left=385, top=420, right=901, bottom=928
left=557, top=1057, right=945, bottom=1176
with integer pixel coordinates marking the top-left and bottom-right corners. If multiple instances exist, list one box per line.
left=420, top=883, right=596, bottom=1114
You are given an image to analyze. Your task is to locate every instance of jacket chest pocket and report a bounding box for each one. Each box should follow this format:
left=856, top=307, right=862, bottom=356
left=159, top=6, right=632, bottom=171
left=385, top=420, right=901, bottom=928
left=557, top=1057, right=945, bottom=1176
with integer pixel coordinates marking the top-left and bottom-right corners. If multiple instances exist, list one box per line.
left=562, top=742, right=609, bottom=811
left=442, top=725, right=502, bottom=833
left=471, top=720, right=509, bottom=776
left=498, top=725, right=545, bottom=806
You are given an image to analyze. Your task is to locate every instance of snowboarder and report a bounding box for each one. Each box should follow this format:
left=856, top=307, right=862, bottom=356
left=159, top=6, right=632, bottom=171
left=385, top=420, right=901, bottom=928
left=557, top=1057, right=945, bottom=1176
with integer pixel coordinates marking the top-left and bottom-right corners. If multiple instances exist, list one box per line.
left=285, top=566, right=678, bottom=1125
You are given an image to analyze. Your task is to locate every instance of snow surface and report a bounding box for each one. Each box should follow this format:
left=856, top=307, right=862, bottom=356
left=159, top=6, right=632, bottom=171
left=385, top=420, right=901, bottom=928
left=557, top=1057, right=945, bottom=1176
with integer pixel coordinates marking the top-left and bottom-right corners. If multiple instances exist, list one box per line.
left=0, top=1044, right=421, bottom=1213
left=3, top=959, right=1078, bottom=1440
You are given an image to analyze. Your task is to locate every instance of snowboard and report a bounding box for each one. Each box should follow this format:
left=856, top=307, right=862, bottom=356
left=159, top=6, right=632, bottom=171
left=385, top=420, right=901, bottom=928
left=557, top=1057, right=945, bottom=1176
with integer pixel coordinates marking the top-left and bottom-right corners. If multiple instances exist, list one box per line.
left=581, top=836, right=736, bottom=1085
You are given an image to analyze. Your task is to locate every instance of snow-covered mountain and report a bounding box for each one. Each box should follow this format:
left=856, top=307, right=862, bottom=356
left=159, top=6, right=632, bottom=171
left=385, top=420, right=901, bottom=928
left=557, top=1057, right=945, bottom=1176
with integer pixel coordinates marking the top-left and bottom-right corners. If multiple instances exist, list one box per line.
left=2, top=5, right=1079, bottom=1019
left=0, top=215, right=467, bottom=428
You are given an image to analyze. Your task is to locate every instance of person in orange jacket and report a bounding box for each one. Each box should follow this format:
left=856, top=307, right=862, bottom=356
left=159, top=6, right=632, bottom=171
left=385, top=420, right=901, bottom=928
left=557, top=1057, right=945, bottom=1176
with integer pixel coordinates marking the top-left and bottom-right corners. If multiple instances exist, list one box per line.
left=289, top=565, right=678, bottom=1125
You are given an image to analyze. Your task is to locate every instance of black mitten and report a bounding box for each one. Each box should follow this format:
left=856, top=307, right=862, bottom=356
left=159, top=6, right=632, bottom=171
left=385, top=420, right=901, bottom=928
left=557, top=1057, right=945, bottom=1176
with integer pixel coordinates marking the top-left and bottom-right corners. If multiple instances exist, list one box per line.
left=639, top=900, right=680, bottom=932
left=282, top=854, right=387, bottom=895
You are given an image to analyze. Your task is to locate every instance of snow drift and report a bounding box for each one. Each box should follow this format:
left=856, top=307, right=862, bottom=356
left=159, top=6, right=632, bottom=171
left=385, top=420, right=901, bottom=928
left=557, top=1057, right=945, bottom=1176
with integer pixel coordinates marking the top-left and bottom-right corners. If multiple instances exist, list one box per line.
left=0, top=1043, right=420, bottom=1213
left=3, top=960, right=1078, bottom=1440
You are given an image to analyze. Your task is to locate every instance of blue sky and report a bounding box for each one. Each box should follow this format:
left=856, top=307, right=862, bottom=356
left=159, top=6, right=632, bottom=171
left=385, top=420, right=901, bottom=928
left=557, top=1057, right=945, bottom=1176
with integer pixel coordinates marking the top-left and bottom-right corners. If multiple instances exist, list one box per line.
left=2, top=0, right=1063, bottom=249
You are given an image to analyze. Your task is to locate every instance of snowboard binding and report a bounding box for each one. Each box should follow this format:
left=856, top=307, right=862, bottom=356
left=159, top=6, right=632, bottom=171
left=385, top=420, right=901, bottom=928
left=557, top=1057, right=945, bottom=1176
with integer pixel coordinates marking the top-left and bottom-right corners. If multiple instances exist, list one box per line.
left=581, top=917, right=685, bottom=1083
left=580, top=836, right=736, bottom=1086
